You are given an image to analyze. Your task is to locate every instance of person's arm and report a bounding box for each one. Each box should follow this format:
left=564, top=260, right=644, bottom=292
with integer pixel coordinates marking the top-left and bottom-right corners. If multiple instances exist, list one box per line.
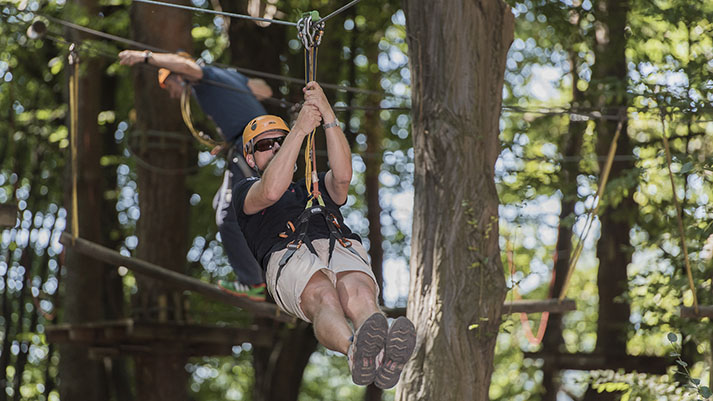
left=117, top=50, right=203, bottom=81
left=247, top=78, right=273, bottom=101
left=303, top=81, right=351, bottom=205
left=243, top=101, right=322, bottom=215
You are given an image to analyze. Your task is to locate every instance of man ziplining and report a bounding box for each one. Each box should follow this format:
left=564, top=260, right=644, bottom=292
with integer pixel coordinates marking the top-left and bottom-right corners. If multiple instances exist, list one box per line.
left=234, top=81, right=416, bottom=389
left=118, top=49, right=271, bottom=301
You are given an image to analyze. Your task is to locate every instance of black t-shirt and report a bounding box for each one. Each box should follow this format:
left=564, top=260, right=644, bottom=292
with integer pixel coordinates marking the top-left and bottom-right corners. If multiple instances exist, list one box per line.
left=232, top=172, right=361, bottom=269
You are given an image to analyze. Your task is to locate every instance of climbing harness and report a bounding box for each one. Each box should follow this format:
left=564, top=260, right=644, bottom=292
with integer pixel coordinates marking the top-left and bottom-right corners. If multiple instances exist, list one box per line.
left=272, top=204, right=369, bottom=307
left=270, top=13, right=367, bottom=307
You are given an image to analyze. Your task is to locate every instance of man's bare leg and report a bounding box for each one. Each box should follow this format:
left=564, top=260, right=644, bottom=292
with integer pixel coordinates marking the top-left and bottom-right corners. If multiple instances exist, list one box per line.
left=335, top=270, right=381, bottom=327
left=300, top=270, right=352, bottom=354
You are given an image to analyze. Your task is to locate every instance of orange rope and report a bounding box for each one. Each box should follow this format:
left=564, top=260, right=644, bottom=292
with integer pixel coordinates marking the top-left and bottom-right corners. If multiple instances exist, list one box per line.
left=507, top=240, right=553, bottom=346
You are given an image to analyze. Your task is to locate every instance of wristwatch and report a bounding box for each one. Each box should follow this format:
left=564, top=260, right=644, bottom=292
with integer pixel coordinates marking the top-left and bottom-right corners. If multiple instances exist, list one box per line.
left=323, top=119, right=339, bottom=129
left=143, top=51, right=152, bottom=64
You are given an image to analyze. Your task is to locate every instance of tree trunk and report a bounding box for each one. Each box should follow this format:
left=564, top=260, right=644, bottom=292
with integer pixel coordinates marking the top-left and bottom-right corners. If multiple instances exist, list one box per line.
left=218, top=0, right=287, bottom=118
left=584, top=1, right=631, bottom=399
left=398, top=1, right=513, bottom=400
left=58, top=0, right=111, bottom=398
left=130, top=1, right=193, bottom=400
left=252, top=321, right=318, bottom=401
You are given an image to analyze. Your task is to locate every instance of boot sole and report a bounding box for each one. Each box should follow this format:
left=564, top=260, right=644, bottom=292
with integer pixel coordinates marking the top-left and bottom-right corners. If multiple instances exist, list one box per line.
left=374, top=316, right=416, bottom=389
left=351, top=313, right=388, bottom=385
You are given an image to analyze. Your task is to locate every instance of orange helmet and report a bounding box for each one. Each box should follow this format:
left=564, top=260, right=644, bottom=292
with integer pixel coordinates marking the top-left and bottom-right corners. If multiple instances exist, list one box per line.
left=157, top=68, right=172, bottom=88
left=242, top=115, right=290, bottom=157
left=157, top=52, right=193, bottom=88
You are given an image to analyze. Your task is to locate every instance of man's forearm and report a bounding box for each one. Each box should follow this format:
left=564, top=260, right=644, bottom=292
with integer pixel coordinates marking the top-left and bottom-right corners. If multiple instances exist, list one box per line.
left=324, top=116, right=352, bottom=184
left=259, top=129, right=308, bottom=200
left=148, top=52, right=203, bottom=81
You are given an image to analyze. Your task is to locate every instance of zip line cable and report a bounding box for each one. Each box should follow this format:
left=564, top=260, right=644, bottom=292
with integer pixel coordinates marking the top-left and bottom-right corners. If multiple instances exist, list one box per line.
left=131, top=0, right=364, bottom=28
left=316, top=0, right=364, bottom=24
left=41, top=12, right=165, bottom=52
left=132, top=0, right=297, bottom=26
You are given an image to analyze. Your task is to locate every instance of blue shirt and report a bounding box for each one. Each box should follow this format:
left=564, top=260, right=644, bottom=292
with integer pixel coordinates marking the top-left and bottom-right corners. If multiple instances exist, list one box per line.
left=192, top=66, right=267, bottom=144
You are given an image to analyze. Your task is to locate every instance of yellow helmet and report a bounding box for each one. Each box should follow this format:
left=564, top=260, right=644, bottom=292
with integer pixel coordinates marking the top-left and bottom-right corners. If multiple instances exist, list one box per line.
left=242, top=115, right=290, bottom=157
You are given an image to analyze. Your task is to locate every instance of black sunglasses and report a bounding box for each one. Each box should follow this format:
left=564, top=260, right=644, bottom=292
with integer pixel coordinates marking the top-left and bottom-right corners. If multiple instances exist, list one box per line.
left=253, top=135, right=286, bottom=152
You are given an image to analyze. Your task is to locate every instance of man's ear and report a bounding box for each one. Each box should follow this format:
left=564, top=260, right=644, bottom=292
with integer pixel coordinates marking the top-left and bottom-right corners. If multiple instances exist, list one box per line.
left=245, top=153, right=256, bottom=168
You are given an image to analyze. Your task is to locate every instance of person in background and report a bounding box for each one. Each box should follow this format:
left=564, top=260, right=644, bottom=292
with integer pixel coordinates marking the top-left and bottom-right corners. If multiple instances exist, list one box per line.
left=119, top=49, right=272, bottom=301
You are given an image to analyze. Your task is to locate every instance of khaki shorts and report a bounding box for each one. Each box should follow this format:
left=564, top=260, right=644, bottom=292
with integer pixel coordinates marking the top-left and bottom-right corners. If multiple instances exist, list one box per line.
left=266, top=238, right=378, bottom=323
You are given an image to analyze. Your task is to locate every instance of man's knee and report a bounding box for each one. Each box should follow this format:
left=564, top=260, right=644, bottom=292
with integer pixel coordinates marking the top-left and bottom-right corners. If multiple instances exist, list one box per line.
left=336, top=271, right=378, bottom=306
left=300, top=272, right=341, bottom=317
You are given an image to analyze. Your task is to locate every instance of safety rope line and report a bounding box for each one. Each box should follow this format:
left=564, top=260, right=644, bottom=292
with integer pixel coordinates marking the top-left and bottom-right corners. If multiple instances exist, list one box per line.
left=659, top=113, right=699, bottom=313
left=299, top=12, right=325, bottom=208
left=558, top=115, right=626, bottom=301
left=317, top=0, right=364, bottom=24
left=41, top=12, right=165, bottom=52
left=507, top=239, right=552, bottom=346
left=133, top=0, right=297, bottom=26
left=68, top=44, right=80, bottom=243
left=180, top=86, right=224, bottom=149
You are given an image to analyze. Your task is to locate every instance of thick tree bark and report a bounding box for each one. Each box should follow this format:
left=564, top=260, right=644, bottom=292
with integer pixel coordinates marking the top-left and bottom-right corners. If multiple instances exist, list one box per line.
left=130, top=1, right=193, bottom=400
left=398, top=1, right=513, bottom=400
left=584, top=1, right=631, bottom=400
left=58, top=0, right=111, bottom=398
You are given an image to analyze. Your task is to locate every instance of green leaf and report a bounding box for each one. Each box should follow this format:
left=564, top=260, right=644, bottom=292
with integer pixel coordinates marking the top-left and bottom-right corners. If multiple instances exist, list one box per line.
left=680, top=161, right=694, bottom=174
left=699, top=386, right=712, bottom=398
left=692, top=378, right=701, bottom=385
left=677, top=360, right=688, bottom=367
left=667, top=332, right=678, bottom=343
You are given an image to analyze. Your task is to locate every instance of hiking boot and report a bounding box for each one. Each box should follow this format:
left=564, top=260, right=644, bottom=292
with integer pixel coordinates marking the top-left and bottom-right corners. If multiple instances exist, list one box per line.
left=217, top=280, right=266, bottom=302
left=347, top=312, right=388, bottom=386
left=374, top=316, right=416, bottom=389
